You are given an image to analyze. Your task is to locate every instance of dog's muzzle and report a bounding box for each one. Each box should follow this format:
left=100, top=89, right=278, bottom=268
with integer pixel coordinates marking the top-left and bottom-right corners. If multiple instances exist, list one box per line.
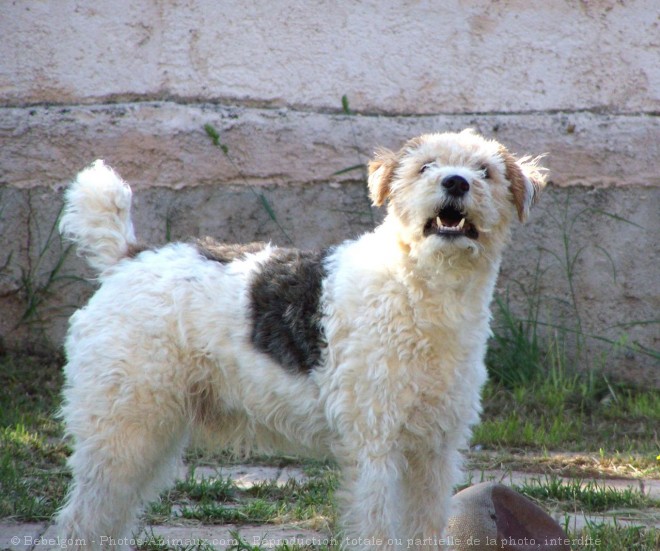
left=423, top=175, right=479, bottom=240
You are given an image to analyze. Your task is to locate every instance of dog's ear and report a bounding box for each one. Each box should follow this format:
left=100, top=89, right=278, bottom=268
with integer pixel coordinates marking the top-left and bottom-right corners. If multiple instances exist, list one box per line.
left=368, top=149, right=398, bottom=207
left=500, top=147, right=547, bottom=222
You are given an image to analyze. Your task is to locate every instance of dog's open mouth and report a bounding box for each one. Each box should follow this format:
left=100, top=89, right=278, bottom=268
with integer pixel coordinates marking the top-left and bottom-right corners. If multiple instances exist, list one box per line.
left=423, top=205, right=479, bottom=239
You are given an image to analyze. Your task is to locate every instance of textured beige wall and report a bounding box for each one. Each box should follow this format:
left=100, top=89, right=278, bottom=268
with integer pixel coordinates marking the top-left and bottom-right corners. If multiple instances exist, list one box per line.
left=0, top=1, right=658, bottom=383
left=3, top=1, right=659, bottom=113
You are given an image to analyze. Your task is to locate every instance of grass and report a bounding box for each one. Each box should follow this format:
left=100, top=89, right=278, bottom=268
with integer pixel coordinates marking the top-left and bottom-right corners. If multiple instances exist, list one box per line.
left=174, top=471, right=237, bottom=502
left=569, top=521, right=659, bottom=551
left=480, top=256, right=659, bottom=459
left=486, top=195, right=659, bottom=403
left=0, top=352, right=69, bottom=520
left=514, top=475, right=659, bottom=512
left=167, top=471, right=660, bottom=550
left=146, top=466, right=338, bottom=529
left=473, top=369, right=660, bottom=456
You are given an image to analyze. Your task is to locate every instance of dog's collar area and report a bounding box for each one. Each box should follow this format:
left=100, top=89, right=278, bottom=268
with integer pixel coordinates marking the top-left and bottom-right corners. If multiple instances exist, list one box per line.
left=423, top=205, right=479, bottom=239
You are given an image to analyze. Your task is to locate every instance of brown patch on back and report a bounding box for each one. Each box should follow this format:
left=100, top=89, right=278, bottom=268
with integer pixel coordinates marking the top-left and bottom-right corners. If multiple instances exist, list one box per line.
left=195, top=237, right=267, bottom=264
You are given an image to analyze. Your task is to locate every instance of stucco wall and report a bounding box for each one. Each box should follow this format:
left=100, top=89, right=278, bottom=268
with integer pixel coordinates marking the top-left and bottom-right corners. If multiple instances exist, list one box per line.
left=3, top=1, right=659, bottom=114
left=1, top=1, right=658, bottom=384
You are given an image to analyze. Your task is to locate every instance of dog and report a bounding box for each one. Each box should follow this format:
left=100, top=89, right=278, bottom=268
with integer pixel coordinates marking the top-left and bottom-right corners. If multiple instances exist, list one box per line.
left=56, top=129, right=546, bottom=549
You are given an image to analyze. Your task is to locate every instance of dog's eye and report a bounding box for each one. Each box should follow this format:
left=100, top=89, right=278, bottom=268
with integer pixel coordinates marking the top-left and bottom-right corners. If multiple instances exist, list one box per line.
left=479, top=164, right=491, bottom=179
left=420, top=163, right=433, bottom=174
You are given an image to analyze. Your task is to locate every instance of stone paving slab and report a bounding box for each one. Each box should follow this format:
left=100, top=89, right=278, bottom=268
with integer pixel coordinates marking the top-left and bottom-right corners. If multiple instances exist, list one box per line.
left=27, top=523, right=330, bottom=551
left=0, top=523, right=329, bottom=551
left=4, top=509, right=660, bottom=551
left=184, top=465, right=282, bottom=489
left=0, top=523, right=45, bottom=551
left=179, top=464, right=309, bottom=489
left=278, top=467, right=309, bottom=486
left=560, top=510, right=660, bottom=531
left=145, top=524, right=331, bottom=550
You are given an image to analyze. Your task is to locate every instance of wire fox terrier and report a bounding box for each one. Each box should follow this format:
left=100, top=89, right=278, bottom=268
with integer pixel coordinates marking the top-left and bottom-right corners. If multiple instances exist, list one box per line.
left=56, top=129, right=546, bottom=549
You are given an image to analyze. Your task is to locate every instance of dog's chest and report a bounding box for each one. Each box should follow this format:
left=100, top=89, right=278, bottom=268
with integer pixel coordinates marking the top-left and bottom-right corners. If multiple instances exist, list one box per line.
left=396, top=294, right=490, bottom=436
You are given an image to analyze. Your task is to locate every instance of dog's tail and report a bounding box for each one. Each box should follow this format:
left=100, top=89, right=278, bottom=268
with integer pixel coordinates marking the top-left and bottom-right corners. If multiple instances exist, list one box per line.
left=59, top=160, right=138, bottom=274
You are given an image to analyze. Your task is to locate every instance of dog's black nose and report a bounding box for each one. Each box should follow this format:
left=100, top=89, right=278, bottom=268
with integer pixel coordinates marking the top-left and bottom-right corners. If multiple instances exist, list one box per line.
left=442, top=175, right=470, bottom=197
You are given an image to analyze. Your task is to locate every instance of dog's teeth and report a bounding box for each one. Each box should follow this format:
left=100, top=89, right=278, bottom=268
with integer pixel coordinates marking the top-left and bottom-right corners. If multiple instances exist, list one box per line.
left=457, top=218, right=465, bottom=229
left=436, top=216, right=442, bottom=227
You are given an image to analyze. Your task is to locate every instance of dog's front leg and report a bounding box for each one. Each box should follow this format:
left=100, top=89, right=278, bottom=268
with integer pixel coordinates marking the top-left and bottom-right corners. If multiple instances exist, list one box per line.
left=337, top=447, right=407, bottom=550
left=402, top=439, right=464, bottom=549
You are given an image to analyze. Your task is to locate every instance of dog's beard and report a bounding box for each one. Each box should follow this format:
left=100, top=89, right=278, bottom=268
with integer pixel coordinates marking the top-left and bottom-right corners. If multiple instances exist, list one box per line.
left=409, top=229, right=483, bottom=272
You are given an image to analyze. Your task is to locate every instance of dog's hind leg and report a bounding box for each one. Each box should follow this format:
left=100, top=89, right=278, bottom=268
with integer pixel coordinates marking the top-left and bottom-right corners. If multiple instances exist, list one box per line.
left=56, top=373, right=189, bottom=550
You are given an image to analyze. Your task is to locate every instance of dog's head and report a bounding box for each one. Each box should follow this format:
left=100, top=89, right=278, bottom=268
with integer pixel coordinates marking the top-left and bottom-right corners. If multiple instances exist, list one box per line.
left=368, top=129, right=547, bottom=263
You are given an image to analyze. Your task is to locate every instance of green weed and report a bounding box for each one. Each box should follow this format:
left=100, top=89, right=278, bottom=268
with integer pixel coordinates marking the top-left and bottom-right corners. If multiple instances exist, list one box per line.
left=476, top=374, right=659, bottom=454
left=203, top=123, right=293, bottom=244
left=0, top=353, right=69, bottom=520
left=487, top=194, right=658, bottom=392
left=136, top=529, right=220, bottom=551
left=569, top=519, right=659, bottom=551
left=172, top=469, right=337, bottom=526
left=0, top=423, right=69, bottom=519
left=135, top=532, right=170, bottom=551
left=180, top=498, right=282, bottom=524
left=173, top=470, right=236, bottom=503
left=515, top=475, right=658, bottom=512
left=480, top=196, right=659, bottom=460
left=473, top=411, right=582, bottom=449
left=334, top=95, right=375, bottom=228
left=226, top=531, right=265, bottom=551
left=17, top=198, right=84, bottom=327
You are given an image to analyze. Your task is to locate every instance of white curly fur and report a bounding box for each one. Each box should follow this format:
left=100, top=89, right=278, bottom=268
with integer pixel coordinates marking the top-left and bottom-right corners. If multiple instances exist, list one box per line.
left=59, top=160, right=137, bottom=274
left=56, top=130, right=546, bottom=550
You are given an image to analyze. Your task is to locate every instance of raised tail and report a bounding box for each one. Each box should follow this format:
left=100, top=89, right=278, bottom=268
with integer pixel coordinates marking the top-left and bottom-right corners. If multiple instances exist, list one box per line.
left=59, top=160, right=138, bottom=274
